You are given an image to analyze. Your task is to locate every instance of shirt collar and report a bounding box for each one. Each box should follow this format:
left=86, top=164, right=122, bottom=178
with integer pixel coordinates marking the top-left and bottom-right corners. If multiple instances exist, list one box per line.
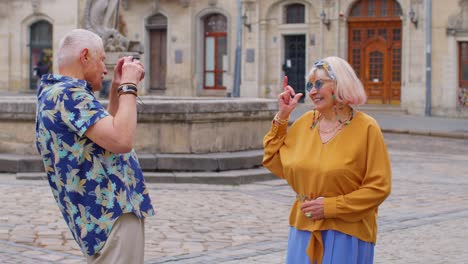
left=41, top=74, right=94, bottom=92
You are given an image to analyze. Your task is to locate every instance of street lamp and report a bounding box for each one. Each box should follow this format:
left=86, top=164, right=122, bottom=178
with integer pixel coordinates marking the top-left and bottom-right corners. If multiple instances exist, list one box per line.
left=320, top=10, right=331, bottom=31
left=409, top=7, right=418, bottom=28
left=242, top=13, right=252, bottom=32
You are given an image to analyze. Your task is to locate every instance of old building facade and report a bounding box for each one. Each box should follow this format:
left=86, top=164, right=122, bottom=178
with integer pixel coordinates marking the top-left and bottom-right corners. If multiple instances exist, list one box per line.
left=0, top=0, right=467, bottom=117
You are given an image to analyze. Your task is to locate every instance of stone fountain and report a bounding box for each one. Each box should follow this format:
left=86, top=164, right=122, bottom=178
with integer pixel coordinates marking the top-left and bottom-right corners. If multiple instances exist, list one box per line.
left=0, top=0, right=279, bottom=184
left=84, top=0, right=142, bottom=98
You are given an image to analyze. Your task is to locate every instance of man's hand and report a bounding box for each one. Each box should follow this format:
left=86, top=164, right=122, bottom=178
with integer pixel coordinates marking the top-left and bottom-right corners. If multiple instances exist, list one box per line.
left=120, top=56, right=145, bottom=85
left=111, top=57, right=125, bottom=87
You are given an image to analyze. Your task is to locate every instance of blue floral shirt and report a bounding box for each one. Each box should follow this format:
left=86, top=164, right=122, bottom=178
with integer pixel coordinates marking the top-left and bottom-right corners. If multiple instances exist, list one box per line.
left=35, top=74, right=155, bottom=256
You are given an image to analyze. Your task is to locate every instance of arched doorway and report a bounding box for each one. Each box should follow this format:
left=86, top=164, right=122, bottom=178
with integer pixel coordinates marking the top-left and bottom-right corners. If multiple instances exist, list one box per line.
left=30, top=20, right=52, bottom=90
left=348, top=0, right=402, bottom=104
left=146, top=14, right=167, bottom=92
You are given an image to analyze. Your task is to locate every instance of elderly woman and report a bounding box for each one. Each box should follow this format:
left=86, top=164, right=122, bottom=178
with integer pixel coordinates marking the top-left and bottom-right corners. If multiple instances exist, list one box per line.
left=263, top=56, right=391, bottom=264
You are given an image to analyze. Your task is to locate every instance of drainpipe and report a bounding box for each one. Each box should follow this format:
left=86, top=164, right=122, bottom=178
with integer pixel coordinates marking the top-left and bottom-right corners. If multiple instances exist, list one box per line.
left=232, top=0, right=243, bottom=97
left=425, top=0, right=432, bottom=116
left=114, top=0, right=121, bottom=30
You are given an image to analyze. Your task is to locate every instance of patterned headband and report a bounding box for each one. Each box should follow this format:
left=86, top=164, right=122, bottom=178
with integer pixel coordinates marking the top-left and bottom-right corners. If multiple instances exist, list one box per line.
left=313, top=60, right=337, bottom=81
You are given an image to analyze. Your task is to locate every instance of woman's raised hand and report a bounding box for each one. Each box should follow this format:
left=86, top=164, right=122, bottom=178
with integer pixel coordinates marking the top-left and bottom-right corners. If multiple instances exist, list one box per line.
left=277, top=76, right=303, bottom=119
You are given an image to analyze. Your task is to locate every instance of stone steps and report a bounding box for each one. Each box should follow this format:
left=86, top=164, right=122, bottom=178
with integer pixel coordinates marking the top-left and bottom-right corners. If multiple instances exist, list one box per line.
left=14, top=167, right=277, bottom=185
left=0, top=150, right=265, bottom=173
left=356, top=104, right=407, bottom=114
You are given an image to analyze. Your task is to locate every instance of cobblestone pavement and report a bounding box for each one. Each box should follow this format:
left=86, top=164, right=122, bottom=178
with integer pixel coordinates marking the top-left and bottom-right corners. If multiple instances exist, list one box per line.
left=0, top=133, right=467, bottom=263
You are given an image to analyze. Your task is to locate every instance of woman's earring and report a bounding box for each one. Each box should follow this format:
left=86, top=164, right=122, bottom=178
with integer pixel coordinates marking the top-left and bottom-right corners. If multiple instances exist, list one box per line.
left=311, top=109, right=319, bottom=128
left=333, top=104, right=344, bottom=124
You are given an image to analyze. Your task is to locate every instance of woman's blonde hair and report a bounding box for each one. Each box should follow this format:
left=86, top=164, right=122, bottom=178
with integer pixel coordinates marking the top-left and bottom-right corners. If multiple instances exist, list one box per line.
left=307, top=56, right=367, bottom=105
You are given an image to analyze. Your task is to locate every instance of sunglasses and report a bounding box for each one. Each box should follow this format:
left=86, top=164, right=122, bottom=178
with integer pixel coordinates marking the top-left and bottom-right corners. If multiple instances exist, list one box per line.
left=306, top=79, right=333, bottom=92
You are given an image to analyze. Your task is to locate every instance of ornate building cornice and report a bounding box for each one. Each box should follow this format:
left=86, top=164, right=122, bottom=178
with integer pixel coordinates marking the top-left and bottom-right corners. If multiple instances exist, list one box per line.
left=447, top=0, right=468, bottom=35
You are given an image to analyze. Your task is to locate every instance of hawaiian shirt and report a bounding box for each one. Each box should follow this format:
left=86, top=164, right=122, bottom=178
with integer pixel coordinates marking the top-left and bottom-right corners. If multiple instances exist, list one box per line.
left=35, top=74, right=155, bottom=256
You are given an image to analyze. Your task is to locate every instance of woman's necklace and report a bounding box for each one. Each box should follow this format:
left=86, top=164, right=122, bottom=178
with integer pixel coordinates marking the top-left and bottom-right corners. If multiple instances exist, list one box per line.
left=338, top=106, right=355, bottom=125
left=318, top=119, right=342, bottom=133
left=310, top=106, right=355, bottom=130
left=316, top=107, right=355, bottom=144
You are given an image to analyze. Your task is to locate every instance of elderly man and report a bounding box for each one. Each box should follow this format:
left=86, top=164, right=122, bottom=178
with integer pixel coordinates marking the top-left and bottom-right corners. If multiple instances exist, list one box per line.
left=35, top=29, right=154, bottom=264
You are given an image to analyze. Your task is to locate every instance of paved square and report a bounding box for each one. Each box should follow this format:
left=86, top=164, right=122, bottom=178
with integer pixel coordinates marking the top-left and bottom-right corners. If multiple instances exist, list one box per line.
left=0, top=133, right=467, bottom=263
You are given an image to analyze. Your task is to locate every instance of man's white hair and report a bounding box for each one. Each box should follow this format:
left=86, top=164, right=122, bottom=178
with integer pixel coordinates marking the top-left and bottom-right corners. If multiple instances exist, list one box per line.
left=56, top=29, right=104, bottom=67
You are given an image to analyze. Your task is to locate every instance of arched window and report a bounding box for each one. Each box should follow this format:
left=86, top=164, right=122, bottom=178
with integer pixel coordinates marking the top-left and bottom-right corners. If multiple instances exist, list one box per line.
left=147, top=14, right=167, bottom=29
left=30, top=20, right=52, bottom=90
left=203, top=14, right=227, bottom=90
left=349, top=0, right=402, bottom=18
left=284, top=3, right=305, bottom=24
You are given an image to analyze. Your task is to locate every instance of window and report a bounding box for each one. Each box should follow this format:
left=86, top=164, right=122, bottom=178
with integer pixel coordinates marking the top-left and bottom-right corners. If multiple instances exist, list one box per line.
left=147, top=14, right=167, bottom=29
left=349, top=0, right=402, bottom=18
left=285, top=4, right=305, bottom=24
left=459, top=42, right=468, bottom=106
left=204, top=14, right=227, bottom=90
left=393, top=28, right=401, bottom=41
left=30, top=20, right=53, bottom=90
left=369, top=51, right=383, bottom=81
left=392, top=48, right=401, bottom=82
left=352, top=49, right=361, bottom=77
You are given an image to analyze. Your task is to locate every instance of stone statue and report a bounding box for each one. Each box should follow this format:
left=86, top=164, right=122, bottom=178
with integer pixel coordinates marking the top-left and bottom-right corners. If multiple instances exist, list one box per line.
left=84, top=0, right=129, bottom=52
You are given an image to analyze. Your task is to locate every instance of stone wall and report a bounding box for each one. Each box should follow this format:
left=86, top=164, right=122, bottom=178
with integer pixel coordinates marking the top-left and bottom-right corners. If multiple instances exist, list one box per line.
left=0, top=0, right=80, bottom=92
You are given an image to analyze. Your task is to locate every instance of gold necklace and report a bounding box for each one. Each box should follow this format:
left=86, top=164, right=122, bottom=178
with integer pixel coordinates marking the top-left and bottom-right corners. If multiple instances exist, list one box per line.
left=318, top=120, right=342, bottom=133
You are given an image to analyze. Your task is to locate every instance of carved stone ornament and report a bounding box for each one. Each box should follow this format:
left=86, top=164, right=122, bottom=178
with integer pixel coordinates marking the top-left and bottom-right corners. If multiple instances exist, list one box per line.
left=84, top=0, right=129, bottom=52
left=122, top=0, right=129, bottom=10
left=153, top=0, right=160, bottom=12
left=324, top=0, right=335, bottom=8
left=208, top=0, right=217, bottom=7
left=447, top=0, right=468, bottom=35
left=32, top=0, right=40, bottom=13
left=180, top=0, right=190, bottom=8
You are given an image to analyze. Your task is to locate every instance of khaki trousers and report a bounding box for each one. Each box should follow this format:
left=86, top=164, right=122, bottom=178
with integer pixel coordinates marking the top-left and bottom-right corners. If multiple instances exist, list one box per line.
left=87, top=213, right=145, bottom=264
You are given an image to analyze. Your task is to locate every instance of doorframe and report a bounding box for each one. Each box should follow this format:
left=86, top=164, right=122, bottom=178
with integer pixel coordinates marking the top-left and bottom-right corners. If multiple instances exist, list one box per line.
left=21, top=14, right=53, bottom=91
left=348, top=19, right=403, bottom=104
left=144, top=12, right=170, bottom=95
left=148, top=28, right=167, bottom=92
left=282, top=34, right=307, bottom=102
left=362, top=35, right=388, bottom=103
left=195, top=8, right=232, bottom=97
left=29, top=20, right=53, bottom=90
left=279, top=31, right=309, bottom=97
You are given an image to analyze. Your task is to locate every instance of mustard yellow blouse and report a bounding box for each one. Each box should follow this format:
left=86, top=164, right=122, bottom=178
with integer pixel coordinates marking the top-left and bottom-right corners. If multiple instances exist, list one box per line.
left=263, top=110, right=391, bottom=263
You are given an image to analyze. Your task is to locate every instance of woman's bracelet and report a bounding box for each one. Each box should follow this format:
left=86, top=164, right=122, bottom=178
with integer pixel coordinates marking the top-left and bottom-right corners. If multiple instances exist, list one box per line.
left=274, top=113, right=289, bottom=124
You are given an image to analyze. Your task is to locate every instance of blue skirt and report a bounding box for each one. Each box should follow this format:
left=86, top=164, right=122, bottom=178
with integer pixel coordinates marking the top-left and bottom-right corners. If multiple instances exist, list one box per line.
left=286, top=226, right=374, bottom=264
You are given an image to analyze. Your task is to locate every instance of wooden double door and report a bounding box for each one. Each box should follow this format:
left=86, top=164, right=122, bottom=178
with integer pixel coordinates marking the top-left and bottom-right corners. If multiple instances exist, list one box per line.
left=348, top=21, right=402, bottom=104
